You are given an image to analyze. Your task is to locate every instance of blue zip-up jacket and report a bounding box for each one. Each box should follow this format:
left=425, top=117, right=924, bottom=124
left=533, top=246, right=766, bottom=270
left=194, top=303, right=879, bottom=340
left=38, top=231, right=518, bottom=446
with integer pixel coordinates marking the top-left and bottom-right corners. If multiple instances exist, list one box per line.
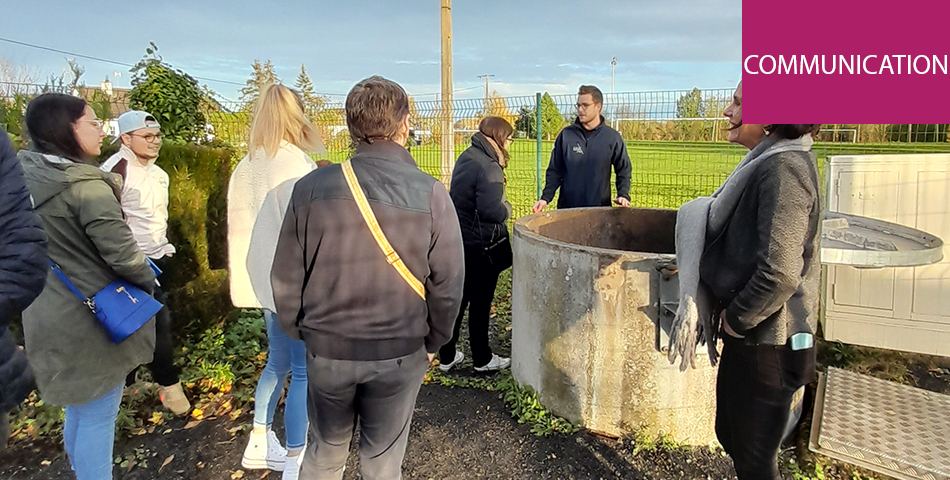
left=540, top=116, right=631, bottom=208
left=0, top=130, right=45, bottom=412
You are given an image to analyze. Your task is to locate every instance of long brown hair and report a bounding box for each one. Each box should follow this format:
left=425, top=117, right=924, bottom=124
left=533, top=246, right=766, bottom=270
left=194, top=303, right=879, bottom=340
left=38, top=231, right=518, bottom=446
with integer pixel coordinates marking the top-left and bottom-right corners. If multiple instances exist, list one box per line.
left=478, top=116, right=513, bottom=168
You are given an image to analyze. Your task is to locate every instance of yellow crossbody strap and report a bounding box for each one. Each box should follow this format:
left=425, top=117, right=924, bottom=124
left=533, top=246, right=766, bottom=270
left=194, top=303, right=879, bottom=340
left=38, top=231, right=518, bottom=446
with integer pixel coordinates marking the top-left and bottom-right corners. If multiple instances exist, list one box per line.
left=341, top=160, right=426, bottom=300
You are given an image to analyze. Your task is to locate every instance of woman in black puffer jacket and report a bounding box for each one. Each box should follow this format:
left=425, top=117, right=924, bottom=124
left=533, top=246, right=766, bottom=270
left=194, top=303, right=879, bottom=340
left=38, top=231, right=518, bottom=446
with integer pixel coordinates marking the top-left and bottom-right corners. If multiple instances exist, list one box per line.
left=0, top=129, right=47, bottom=449
left=439, top=117, right=513, bottom=373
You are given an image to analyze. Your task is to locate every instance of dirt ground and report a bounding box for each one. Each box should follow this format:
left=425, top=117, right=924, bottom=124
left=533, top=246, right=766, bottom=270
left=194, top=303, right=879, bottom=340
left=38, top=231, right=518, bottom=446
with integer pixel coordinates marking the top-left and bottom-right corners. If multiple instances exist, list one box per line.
left=3, top=357, right=948, bottom=479
left=0, top=381, right=740, bottom=480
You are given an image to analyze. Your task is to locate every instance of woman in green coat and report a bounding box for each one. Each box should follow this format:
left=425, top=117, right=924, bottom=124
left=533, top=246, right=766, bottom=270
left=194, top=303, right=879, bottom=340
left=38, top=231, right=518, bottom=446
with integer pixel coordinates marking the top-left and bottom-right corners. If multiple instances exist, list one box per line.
left=19, top=93, right=156, bottom=480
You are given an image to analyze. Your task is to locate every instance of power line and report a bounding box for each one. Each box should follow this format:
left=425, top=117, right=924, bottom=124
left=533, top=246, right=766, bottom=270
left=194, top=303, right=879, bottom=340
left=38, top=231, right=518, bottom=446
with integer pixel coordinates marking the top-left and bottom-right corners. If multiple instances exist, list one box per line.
left=1, top=36, right=136, bottom=68
left=0, top=36, right=333, bottom=93
left=2, top=36, right=481, bottom=99
left=0, top=36, right=254, bottom=87
left=414, top=85, right=482, bottom=97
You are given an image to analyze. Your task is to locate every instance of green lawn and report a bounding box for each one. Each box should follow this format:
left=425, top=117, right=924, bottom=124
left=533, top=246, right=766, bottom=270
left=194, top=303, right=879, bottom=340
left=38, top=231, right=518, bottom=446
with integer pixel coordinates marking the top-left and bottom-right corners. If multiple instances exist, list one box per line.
left=325, top=138, right=950, bottom=221
left=408, top=139, right=747, bottom=218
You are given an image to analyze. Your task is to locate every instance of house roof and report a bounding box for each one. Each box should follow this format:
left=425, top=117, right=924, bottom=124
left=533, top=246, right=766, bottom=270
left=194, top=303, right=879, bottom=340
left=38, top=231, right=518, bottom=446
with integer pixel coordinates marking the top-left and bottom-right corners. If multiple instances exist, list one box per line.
left=74, top=85, right=131, bottom=119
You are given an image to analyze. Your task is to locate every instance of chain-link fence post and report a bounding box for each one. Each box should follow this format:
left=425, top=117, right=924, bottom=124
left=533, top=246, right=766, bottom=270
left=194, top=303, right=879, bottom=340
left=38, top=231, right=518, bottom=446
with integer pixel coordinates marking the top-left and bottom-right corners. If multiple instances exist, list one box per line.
left=535, top=92, right=542, bottom=201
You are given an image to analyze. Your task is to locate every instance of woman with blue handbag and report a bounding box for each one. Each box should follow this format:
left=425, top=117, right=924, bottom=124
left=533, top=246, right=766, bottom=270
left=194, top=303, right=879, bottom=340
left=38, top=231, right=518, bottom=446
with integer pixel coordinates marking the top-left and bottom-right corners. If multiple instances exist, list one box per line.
left=19, top=93, right=158, bottom=480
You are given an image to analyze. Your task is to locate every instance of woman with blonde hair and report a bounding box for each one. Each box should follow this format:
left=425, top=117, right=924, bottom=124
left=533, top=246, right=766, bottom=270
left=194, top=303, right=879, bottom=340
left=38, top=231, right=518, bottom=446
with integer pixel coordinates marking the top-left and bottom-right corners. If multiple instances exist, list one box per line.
left=228, top=83, right=325, bottom=480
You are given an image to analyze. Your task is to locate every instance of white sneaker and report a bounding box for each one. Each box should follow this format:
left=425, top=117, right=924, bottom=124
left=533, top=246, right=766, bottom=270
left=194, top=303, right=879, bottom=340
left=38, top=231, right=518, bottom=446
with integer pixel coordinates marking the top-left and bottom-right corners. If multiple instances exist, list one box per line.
left=282, top=451, right=303, bottom=480
left=242, top=429, right=287, bottom=471
left=473, top=354, right=511, bottom=372
left=438, top=351, right=464, bottom=372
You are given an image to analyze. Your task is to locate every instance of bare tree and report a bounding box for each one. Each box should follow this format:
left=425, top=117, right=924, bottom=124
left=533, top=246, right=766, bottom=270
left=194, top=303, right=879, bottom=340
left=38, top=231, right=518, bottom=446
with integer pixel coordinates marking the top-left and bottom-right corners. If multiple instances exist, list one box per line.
left=66, top=58, right=85, bottom=91
left=0, top=57, right=39, bottom=97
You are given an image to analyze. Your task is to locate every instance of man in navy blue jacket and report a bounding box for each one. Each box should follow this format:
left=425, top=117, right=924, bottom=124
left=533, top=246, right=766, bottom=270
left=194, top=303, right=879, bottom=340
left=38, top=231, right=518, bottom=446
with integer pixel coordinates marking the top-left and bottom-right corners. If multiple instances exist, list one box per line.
left=0, top=129, right=46, bottom=449
left=533, top=85, right=632, bottom=213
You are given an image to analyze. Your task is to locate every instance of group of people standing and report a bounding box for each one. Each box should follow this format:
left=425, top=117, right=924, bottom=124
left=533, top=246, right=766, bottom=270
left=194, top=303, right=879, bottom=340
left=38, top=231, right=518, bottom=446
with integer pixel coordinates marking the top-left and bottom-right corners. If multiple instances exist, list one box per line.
left=0, top=76, right=818, bottom=480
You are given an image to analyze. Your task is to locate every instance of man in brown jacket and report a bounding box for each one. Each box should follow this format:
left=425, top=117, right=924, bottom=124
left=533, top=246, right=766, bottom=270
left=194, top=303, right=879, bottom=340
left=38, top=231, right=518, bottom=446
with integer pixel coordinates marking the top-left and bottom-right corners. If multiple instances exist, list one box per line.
left=271, top=76, right=465, bottom=480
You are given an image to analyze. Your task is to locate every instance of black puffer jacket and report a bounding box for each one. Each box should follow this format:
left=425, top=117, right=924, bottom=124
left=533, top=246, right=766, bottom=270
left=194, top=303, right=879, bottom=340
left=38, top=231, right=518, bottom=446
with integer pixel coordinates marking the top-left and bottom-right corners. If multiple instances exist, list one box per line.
left=449, top=133, right=512, bottom=248
left=0, top=131, right=45, bottom=412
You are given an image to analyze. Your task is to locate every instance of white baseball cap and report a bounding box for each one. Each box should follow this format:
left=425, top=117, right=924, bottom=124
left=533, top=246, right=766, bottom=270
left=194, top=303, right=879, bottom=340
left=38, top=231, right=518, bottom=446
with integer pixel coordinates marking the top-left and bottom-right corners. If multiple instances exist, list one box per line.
left=113, top=110, right=161, bottom=143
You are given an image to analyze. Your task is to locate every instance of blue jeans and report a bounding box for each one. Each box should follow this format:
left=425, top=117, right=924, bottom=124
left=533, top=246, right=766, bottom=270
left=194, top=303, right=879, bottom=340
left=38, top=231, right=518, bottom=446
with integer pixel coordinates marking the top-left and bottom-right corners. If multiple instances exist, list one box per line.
left=253, top=309, right=308, bottom=450
left=63, top=383, right=123, bottom=480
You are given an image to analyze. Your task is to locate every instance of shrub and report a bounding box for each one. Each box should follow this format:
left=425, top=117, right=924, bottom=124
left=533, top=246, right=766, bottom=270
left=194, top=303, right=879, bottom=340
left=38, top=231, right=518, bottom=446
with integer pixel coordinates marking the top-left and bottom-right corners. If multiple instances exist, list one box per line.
left=96, top=141, right=235, bottom=336
left=128, top=43, right=208, bottom=143
left=156, top=143, right=235, bottom=337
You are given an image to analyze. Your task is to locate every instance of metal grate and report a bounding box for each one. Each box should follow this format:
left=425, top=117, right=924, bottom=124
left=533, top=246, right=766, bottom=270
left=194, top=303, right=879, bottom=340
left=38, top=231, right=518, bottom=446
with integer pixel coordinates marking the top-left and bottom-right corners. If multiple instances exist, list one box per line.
left=811, top=367, right=950, bottom=480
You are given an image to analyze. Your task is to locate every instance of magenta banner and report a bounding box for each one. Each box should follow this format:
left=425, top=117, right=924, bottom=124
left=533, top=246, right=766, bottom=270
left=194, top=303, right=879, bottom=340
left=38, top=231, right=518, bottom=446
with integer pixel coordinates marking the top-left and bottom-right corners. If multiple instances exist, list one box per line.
left=742, top=0, right=949, bottom=123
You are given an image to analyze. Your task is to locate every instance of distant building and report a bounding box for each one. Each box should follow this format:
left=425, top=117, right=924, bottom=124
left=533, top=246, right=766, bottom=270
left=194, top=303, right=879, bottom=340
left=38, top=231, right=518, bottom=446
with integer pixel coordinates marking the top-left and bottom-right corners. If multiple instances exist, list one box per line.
left=73, top=79, right=131, bottom=137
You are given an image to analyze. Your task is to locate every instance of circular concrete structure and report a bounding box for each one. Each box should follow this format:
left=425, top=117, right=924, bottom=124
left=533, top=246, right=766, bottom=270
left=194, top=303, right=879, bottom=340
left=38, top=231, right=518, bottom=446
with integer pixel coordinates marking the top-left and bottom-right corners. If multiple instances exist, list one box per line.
left=511, top=207, right=717, bottom=444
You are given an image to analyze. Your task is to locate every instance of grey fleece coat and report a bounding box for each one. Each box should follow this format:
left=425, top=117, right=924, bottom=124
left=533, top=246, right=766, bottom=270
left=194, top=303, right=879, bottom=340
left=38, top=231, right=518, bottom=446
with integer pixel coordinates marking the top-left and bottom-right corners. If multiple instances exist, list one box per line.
left=699, top=149, right=821, bottom=346
left=18, top=150, right=155, bottom=406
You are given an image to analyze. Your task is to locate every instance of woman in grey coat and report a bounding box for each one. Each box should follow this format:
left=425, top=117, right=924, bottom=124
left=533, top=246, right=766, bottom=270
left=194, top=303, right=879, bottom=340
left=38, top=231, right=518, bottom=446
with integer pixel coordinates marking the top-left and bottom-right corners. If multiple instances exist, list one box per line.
left=19, top=93, right=156, bottom=480
left=704, top=83, right=820, bottom=479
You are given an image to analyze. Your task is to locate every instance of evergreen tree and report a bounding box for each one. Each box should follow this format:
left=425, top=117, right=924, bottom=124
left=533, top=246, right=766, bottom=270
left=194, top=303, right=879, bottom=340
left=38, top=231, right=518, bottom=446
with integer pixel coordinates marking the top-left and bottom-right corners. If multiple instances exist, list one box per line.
left=515, top=106, right=536, bottom=138
left=240, top=60, right=278, bottom=108
left=294, top=64, right=325, bottom=118
left=540, top=93, right=565, bottom=140
left=676, top=87, right=704, bottom=119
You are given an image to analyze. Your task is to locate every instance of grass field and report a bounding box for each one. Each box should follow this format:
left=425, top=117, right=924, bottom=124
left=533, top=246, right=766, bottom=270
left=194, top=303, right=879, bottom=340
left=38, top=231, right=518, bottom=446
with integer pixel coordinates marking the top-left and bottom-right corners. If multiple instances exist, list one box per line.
left=325, top=138, right=950, bottom=221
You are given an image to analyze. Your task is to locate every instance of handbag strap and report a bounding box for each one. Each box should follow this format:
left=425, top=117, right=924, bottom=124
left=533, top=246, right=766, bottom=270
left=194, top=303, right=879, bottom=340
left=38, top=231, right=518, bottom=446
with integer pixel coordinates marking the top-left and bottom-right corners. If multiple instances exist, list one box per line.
left=47, top=259, right=93, bottom=305
left=341, top=161, right=426, bottom=300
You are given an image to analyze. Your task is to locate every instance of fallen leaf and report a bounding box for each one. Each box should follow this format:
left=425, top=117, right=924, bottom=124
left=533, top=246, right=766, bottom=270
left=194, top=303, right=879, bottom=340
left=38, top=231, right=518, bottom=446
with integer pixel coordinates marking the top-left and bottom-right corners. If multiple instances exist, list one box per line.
left=227, top=426, right=243, bottom=435
left=159, top=455, right=174, bottom=473
left=197, top=461, right=204, bottom=468
left=231, top=470, right=245, bottom=479
left=184, top=420, right=202, bottom=430
left=40, top=460, right=51, bottom=466
left=163, top=429, right=172, bottom=435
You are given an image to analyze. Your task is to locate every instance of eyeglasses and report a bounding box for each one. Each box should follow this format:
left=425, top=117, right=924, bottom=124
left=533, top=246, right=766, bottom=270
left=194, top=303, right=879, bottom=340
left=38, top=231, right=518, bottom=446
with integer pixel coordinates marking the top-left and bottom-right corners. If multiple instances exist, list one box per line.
left=575, top=103, right=596, bottom=110
left=85, top=119, right=104, bottom=129
left=130, top=132, right=164, bottom=143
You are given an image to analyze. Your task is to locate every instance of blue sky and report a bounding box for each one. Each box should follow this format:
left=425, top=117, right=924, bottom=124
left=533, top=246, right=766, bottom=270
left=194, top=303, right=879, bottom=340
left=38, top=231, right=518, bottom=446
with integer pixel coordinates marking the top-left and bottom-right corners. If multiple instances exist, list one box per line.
left=0, top=0, right=741, bottom=101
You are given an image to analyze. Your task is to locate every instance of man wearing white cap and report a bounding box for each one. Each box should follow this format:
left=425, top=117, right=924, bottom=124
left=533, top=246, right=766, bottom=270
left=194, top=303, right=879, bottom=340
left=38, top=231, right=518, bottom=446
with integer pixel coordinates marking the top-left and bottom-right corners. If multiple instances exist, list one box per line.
left=100, top=110, right=191, bottom=415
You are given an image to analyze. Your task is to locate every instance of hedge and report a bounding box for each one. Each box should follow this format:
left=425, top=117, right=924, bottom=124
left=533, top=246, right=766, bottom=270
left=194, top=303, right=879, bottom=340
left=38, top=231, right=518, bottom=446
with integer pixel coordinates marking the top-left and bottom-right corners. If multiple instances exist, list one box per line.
left=98, top=142, right=237, bottom=337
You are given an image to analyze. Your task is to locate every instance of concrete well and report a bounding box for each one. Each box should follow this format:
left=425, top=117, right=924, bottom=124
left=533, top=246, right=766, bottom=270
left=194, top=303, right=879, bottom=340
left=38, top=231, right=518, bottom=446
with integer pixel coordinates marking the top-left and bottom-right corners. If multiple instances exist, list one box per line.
left=511, top=207, right=717, bottom=444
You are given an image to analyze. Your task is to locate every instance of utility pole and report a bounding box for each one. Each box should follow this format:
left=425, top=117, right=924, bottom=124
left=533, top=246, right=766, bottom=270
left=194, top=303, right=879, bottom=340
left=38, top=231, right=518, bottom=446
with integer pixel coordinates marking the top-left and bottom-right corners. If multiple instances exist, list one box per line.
left=478, top=74, right=494, bottom=115
left=440, top=0, right=454, bottom=186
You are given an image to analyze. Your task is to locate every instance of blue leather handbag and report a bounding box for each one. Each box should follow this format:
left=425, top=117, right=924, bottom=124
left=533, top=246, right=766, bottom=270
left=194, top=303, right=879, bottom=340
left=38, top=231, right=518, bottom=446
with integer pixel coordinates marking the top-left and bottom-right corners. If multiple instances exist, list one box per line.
left=48, top=260, right=163, bottom=343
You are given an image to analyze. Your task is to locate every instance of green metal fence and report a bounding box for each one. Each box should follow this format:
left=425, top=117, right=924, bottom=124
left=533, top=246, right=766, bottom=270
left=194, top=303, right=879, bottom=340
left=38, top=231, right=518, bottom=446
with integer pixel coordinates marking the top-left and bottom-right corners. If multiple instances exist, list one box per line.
left=4, top=81, right=949, bottom=219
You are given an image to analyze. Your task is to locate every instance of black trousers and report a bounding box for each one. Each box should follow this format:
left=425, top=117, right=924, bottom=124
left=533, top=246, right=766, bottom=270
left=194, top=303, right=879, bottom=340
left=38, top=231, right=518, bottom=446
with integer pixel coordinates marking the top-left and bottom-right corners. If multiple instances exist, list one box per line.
left=143, top=256, right=180, bottom=387
left=299, top=347, right=429, bottom=480
left=439, top=246, right=500, bottom=368
left=716, top=336, right=815, bottom=480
